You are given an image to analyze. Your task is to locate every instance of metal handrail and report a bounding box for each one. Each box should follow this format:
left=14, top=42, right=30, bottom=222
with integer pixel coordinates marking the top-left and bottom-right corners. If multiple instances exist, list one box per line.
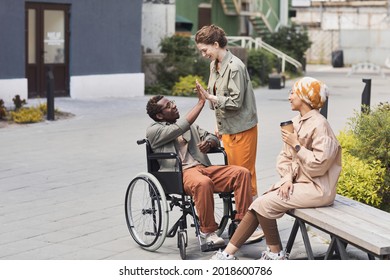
left=225, top=0, right=281, bottom=32
left=227, top=36, right=303, bottom=72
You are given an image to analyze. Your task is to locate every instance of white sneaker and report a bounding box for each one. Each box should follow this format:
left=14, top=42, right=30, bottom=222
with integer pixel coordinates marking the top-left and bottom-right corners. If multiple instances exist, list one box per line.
left=244, top=227, right=264, bottom=244
left=200, top=231, right=225, bottom=246
left=259, top=247, right=289, bottom=260
left=210, top=249, right=238, bottom=260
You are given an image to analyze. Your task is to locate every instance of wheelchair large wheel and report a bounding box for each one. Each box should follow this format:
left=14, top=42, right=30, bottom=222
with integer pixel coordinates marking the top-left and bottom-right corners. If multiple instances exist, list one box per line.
left=125, top=172, right=169, bottom=251
left=213, top=193, right=230, bottom=237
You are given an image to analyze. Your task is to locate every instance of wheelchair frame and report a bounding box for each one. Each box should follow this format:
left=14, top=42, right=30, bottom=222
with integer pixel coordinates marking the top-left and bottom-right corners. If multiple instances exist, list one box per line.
left=124, top=138, right=237, bottom=259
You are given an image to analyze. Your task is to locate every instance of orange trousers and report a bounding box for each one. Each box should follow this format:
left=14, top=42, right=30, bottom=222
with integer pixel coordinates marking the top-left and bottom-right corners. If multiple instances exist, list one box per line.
left=222, top=125, right=258, bottom=196
left=183, top=164, right=252, bottom=233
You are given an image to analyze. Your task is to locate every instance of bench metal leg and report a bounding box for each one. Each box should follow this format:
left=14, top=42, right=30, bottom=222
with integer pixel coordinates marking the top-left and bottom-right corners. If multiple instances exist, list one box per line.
left=335, top=238, right=349, bottom=259
left=324, top=236, right=337, bottom=259
left=297, top=220, right=315, bottom=260
left=285, top=219, right=299, bottom=254
left=324, top=235, right=349, bottom=259
left=285, top=219, right=314, bottom=259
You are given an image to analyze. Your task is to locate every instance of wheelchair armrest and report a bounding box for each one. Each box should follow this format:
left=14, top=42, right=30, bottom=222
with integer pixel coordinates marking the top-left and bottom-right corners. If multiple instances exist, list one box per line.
left=148, top=152, right=179, bottom=160
left=207, top=146, right=225, bottom=154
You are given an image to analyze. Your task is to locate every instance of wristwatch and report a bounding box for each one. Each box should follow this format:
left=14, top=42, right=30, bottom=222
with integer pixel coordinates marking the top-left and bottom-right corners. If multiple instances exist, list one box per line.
left=294, top=144, right=301, bottom=152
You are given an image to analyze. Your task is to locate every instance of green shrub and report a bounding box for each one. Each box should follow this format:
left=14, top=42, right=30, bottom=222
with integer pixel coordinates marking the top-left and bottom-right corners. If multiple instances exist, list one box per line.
left=145, top=83, right=172, bottom=96
left=192, top=56, right=210, bottom=84
left=337, top=151, right=386, bottom=208
left=11, top=107, right=43, bottom=123
left=247, top=49, right=276, bottom=86
left=347, top=102, right=390, bottom=170
left=172, top=75, right=207, bottom=97
left=336, top=130, right=359, bottom=152
left=347, top=102, right=390, bottom=210
left=37, top=103, right=47, bottom=114
left=337, top=127, right=389, bottom=210
left=36, top=102, right=59, bottom=115
left=153, top=35, right=209, bottom=92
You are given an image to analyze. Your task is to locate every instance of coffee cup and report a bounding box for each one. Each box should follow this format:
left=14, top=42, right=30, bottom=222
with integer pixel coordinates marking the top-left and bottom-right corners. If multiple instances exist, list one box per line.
left=280, top=120, right=294, bottom=133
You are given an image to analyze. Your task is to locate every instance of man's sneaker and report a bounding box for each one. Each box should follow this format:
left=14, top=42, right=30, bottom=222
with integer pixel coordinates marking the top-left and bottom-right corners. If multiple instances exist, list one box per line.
left=210, top=249, right=238, bottom=260
left=200, top=231, right=225, bottom=246
left=244, top=227, right=264, bottom=244
left=259, top=247, right=289, bottom=260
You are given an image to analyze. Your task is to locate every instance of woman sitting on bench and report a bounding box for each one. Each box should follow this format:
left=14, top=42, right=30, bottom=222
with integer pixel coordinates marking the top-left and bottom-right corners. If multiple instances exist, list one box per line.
left=210, top=77, right=342, bottom=260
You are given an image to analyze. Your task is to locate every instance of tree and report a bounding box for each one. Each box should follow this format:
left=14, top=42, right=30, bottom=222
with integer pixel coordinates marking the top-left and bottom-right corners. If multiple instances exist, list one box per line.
left=263, top=24, right=311, bottom=72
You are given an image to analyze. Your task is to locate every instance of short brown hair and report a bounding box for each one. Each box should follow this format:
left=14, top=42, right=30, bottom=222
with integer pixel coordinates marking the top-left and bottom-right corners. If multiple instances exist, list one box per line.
left=146, top=95, right=164, bottom=121
left=195, top=25, right=227, bottom=48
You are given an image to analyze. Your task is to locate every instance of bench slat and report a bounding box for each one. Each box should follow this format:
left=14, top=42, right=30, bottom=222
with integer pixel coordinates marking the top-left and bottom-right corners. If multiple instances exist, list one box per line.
left=315, top=203, right=390, bottom=237
left=333, top=195, right=390, bottom=224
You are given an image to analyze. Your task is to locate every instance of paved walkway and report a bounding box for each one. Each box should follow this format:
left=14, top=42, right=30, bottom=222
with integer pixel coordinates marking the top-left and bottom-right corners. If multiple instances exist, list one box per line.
left=0, top=66, right=388, bottom=260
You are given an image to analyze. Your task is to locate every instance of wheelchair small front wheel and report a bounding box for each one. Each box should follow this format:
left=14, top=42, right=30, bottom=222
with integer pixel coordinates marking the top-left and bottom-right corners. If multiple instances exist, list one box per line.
left=125, top=172, right=169, bottom=252
left=178, top=230, right=187, bottom=260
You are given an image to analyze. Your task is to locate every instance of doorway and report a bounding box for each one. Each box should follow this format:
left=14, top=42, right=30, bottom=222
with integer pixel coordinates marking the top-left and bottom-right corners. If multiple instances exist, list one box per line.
left=198, top=4, right=211, bottom=30
left=26, top=2, right=70, bottom=98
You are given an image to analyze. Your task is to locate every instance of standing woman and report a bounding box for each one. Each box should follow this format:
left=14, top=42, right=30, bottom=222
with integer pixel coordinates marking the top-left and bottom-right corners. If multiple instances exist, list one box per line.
left=195, top=25, right=259, bottom=200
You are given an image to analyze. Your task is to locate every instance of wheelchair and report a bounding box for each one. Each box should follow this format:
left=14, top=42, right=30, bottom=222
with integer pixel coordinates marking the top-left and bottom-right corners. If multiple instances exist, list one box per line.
left=124, top=138, right=238, bottom=259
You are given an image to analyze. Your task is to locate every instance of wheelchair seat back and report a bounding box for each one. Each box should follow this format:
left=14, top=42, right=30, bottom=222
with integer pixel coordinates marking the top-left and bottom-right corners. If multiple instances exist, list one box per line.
left=144, top=139, right=185, bottom=195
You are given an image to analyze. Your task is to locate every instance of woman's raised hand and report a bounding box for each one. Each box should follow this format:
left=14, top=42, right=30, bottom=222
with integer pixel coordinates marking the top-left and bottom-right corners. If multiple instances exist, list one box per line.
left=195, top=80, right=210, bottom=99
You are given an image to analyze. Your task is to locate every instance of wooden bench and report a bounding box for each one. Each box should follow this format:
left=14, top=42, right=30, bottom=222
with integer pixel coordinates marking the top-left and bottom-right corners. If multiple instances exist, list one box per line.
left=285, top=195, right=390, bottom=260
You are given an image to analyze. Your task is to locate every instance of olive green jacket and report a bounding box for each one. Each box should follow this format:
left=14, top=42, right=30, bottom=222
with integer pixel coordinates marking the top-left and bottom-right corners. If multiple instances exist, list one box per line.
left=207, top=50, right=258, bottom=134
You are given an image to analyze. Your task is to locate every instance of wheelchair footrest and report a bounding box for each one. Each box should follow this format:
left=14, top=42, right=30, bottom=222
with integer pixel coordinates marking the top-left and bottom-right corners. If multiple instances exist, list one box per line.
left=200, top=242, right=226, bottom=252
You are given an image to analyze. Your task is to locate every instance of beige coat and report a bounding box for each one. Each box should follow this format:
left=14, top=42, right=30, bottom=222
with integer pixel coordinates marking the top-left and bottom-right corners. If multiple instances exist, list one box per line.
left=250, top=109, right=342, bottom=219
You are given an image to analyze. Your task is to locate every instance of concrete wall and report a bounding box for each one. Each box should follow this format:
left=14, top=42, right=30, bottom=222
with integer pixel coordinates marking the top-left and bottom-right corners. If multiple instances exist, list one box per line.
left=141, top=2, right=175, bottom=54
left=0, top=1, right=25, bottom=79
left=69, top=0, right=144, bottom=98
left=70, top=0, right=143, bottom=75
left=340, top=30, right=390, bottom=66
left=0, top=0, right=144, bottom=102
left=305, top=28, right=390, bottom=66
left=294, top=4, right=390, bottom=67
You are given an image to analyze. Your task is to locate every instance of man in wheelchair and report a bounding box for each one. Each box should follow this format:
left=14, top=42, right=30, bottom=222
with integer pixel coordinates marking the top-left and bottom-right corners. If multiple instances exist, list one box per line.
left=145, top=93, right=256, bottom=246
